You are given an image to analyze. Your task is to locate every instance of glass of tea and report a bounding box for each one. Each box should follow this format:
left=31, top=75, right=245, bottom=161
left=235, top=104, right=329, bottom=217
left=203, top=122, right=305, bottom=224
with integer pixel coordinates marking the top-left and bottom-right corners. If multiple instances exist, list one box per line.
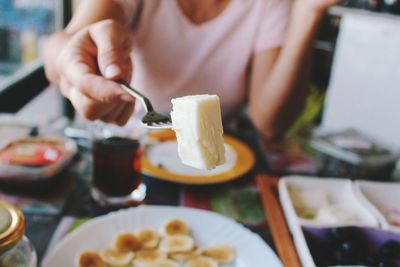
left=91, top=136, right=146, bottom=206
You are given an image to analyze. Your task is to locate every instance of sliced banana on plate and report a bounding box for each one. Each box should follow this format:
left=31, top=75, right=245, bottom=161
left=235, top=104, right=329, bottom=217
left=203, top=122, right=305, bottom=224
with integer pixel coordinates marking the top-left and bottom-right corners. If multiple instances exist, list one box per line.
left=169, top=247, right=201, bottom=263
left=184, top=256, right=219, bottom=267
left=163, top=219, right=190, bottom=235
left=100, top=248, right=134, bottom=266
left=136, top=228, right=160, bottom=249
left=76, top=251, right=105, bottom=267
left=115, top=232, right=142, bottom=252
left=133, top=249, right=167, bottom=266
left=202, top=244, right=235, bottom=264
left=159, top=234, right=195, bottom=254
left=146, top=258, right=181, bottom=267
left=75, top=218, right=236, bottom=267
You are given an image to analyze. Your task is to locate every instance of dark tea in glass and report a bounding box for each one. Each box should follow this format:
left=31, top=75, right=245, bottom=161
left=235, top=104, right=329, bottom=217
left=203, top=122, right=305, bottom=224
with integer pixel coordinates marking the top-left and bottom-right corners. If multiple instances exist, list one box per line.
left=91, top=136, right=146, bottom=205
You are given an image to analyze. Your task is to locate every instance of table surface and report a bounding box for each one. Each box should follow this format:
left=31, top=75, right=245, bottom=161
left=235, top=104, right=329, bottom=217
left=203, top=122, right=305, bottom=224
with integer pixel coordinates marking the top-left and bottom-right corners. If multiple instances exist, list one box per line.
left=7, top=119, right=400, bottom=265
left=22, top=120, right=273, bottom=264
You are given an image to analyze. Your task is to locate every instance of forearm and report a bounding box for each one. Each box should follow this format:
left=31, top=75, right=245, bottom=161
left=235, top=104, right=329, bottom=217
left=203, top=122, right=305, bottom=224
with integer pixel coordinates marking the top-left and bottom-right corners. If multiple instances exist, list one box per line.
left=43, top=0, right=127, bottom=85
left=249, top=3, right=323, bottom=139
left=43, top=32, right=72, bottom=84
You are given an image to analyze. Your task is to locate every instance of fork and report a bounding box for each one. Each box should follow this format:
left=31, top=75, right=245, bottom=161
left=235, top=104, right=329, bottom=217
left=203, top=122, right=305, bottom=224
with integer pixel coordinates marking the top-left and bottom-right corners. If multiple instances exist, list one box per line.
left=118, top=81, right=172, bottom=129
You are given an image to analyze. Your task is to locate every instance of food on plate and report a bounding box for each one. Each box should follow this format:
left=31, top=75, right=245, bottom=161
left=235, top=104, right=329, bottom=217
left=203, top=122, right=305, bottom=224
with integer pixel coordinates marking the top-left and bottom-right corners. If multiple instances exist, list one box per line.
left=0, top=139, right=63, bottom=166
left=146, top=258, right=181, bottom=267
left=170, top=94, right=225, bottom=170
left=202, top=244, right=235, bottom=264
left=378, top=240, right=400, bottom=262
left=305, top=226, right=400, bottom=266
left=315, top=204, right=360, bottom=225
left=169, top=247, right=201, bottom=263
left=76, top=218, right=235, bottom=267
left=384, top=207, right=400, bottom=227
left=289, top=187, right=330, bottom=219
left=289, top=187, right=361, bottom=224
left=77, top=251, right=104, bottom=267
left=184, top=256, right=219, bottom=267
left=159, top=235, right=195, bottom=253
left=0, top=137, right=77, bottom=193
left=136, top=228, right=161, bottom=249
left=133, top=249, right=167, bottom=266
left=100, top=248, right=134, bottom=266
left=163, top=219, right=191, bottom=235
left=115, top=232, right=142, bottom=252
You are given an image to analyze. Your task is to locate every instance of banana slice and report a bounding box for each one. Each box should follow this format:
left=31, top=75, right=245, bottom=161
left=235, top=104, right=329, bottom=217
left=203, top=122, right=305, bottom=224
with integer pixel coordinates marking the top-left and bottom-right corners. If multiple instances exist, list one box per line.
left=184, top=256, right=218, bottom=267
left=202, top=244, right=234, bottom=264
left=169, top=247, right=201, bottom=263
left=115, top=232, right=142, bottom=252
left=133, top=249, right=167, bottom=267
left=146, top=259, right=181, bottom=267
left=159, top=234, right=195, bottom=254
left=100, top=248, right=134, bottom=266
left=77, top=251, right=105, bottom=267
left=163, top=219, right=190, bottom=235
left=136, top=228, right=160, bottom=249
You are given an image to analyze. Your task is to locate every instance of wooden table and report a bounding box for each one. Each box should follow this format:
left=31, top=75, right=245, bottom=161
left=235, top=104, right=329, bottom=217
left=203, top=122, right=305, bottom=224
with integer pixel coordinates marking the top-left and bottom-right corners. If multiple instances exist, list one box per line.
left=22, top=126, right=299, bottom=265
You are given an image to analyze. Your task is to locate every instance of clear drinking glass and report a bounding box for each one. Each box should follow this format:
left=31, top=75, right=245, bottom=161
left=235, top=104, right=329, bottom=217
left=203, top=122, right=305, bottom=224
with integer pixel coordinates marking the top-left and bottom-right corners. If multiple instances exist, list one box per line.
left=90, top=124, right=146, bottom=206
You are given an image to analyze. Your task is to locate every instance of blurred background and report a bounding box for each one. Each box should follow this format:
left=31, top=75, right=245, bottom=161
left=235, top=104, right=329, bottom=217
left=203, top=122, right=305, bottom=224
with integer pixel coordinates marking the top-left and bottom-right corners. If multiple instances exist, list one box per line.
left=0, top=0, right=399, bottom=124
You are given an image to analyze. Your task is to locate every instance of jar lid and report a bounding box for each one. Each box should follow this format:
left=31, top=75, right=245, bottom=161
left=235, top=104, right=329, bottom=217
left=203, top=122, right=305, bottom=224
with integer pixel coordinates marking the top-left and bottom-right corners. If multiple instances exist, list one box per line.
left=0, top=201, right=24, bottom=252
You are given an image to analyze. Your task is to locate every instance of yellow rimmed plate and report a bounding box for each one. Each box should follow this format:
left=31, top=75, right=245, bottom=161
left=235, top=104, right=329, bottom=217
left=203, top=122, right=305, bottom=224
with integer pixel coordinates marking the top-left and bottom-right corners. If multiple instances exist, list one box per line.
left=142, top=130, right=255, bottom=184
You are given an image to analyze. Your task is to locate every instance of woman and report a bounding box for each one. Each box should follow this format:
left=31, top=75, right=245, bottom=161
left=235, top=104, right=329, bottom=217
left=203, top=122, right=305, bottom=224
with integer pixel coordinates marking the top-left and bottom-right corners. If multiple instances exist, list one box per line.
left=44, top=0, right=339, bottom=139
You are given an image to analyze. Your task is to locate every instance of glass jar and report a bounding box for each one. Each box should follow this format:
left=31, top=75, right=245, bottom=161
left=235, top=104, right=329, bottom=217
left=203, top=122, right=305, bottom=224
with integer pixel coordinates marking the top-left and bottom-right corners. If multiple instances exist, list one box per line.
left=0, top=201, right=37, bottom=267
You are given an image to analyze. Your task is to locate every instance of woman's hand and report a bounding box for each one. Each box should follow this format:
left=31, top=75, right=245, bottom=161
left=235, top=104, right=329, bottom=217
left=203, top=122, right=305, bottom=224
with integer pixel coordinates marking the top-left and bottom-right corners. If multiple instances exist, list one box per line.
left=55, top=19, right=134, bottom=126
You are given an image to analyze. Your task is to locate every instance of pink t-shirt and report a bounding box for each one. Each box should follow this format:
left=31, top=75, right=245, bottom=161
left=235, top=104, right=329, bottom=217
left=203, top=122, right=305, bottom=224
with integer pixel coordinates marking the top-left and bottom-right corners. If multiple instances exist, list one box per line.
left=116, top=0, right=289, bottom=116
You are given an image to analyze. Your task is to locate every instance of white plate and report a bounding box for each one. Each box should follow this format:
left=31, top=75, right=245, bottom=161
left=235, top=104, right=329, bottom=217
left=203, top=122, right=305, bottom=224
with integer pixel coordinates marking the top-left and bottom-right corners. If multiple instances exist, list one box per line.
left=142, top=133, right=255, bottom=185
left=146, top=141, right=237, bottom=176
left=42, top=205, right=282, bottom=267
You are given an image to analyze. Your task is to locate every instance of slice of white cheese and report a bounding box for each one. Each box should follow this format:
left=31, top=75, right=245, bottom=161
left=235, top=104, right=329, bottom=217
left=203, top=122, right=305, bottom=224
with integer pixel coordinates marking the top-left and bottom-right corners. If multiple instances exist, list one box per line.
left=170, top=94, right=225, bottom=170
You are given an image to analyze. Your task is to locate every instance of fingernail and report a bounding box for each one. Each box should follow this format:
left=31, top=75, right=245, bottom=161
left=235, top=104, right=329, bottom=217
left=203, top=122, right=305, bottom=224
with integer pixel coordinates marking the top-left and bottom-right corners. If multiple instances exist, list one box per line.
left=120, top=94, right=133, bottom=102
left=105, top=64, right=121, bottom=78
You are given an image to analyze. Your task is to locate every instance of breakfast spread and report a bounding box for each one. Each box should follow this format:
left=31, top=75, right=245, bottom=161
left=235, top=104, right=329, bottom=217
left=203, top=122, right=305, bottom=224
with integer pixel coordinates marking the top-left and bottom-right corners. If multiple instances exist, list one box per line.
left=314, top=204, right=360, bottom=225
left=303, top=226, right=400, bottom=267
left=0, top=139, right=64, bottom=167
left=383, top=207, right=400, bottom=227
left=288, top=187, right=361, bottom=225
left=0, top=137, right=77, bottom=192
left=76, top=219, right=235, bottom=267
left=280, top=176, right=400, bottom=267
left=170, top=95, right=225, bottom=170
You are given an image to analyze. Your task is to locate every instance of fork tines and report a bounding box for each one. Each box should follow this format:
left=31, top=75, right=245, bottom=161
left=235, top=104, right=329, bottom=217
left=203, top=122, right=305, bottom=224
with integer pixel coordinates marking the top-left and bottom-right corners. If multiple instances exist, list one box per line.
left=149, top=120, right=171, bottom=126
left=144, top=121, right=172, bottom=129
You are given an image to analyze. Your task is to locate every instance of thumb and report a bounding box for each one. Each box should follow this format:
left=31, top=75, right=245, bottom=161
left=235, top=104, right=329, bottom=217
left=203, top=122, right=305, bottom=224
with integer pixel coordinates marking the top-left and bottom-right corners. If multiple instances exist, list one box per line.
left=89, top=19, right=133, bottom=80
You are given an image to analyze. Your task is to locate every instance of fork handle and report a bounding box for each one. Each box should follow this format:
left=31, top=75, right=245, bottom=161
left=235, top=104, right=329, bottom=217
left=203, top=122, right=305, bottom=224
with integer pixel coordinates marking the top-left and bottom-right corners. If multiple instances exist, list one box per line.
left=118, top=81, right=154, bottom=112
